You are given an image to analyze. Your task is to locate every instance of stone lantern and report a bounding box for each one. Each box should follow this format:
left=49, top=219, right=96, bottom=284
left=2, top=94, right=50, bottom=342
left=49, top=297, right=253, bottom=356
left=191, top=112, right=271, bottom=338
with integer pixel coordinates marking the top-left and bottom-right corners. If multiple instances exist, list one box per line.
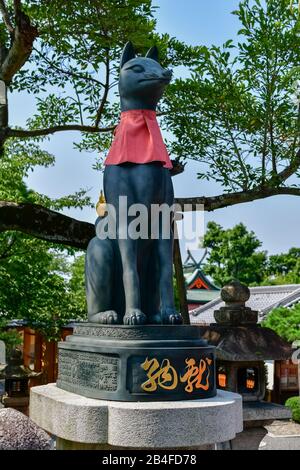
left=199, top=280, right=293, bottom=449
left=0, top=348, right=42, bottom=415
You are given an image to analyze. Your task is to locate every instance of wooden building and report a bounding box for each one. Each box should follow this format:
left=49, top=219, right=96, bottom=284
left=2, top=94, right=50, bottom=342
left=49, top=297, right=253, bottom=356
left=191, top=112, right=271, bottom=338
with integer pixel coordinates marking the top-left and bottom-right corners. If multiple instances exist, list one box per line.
left=5, top=320, right=74, bottom=386
left=183, top=250, right=220, bottom=311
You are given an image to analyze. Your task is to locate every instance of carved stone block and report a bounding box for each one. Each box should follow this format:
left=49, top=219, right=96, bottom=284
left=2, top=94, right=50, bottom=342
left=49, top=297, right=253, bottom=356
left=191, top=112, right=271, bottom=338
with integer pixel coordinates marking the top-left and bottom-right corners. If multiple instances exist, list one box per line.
left=57, top=324, right=216, bottom=401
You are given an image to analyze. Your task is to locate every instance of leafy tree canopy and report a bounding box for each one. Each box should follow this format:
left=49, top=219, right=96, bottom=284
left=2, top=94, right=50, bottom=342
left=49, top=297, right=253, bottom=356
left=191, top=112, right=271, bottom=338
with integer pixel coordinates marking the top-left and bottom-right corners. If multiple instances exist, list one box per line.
left=164, top=0, right=300, bottom=198
left=262, top=303, right=300, bottom=342
left=0, top=324, right=22, bottom=353
left=203, top=220, right=300, bottom=286
left=0, top=231, right=87, bottom=340
left=3, top=0, right=160, bottom=155
left=202, top=221, right=267, bottom=286
left=263, top=247, right=300, bottom=284
left=0, top=138, right=92, bottom=209
left=67, top=253, right=86, bottom=319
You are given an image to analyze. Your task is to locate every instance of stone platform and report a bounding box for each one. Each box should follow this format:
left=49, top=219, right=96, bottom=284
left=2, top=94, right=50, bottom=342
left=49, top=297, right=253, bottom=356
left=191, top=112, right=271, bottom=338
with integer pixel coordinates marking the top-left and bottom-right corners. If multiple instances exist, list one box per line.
left=57, top=324, right=216, bottom=401
left=260, top=420, right=300, bottom=450
left=30, top=383, right=243, bottom=450
left=230, top=401, right=292, bottom=450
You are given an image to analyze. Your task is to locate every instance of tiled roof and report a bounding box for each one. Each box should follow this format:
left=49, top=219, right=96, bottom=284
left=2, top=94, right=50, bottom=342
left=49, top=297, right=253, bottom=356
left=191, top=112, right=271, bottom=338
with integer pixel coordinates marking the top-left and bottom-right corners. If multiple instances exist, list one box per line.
left=190, top=284, right=300, bottom=325
left=185, top=268, right=220, bottom=291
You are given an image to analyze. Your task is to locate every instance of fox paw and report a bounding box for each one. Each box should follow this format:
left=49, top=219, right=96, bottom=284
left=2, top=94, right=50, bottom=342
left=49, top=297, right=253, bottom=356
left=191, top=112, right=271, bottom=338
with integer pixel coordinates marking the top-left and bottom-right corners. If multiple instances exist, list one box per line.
left=161, top=308, right=183, bottom=325
left=123, top=309, right=147, bottom=325
left=88, top=310, right=119, bottom=324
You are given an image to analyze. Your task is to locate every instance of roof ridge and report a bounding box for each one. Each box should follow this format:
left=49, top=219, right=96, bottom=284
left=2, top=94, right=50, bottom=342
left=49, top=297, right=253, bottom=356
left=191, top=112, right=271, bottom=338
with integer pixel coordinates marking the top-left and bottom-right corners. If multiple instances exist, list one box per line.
left=249, top=284, right=300, bottom=292
left=191, top=284, right=300, bottom=323
left=260, top=285, right=300, bottom=318
left=191, top=295, right=222, bottom=316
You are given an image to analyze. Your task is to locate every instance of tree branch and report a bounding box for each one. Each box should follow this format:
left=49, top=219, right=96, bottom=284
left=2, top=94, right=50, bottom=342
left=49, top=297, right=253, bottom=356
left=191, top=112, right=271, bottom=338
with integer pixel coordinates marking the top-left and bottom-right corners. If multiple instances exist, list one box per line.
left=222, top=111, right=249, bottom=188
left=13, top=0, right=21, bottom=14
left=32, top=46, right=105, bottom=88
left=1, top=187, right=300, bottom=247
left=0, top=0, right=14, bottom=34
left=95, top=49, right=110, bottom=127
left=276, top=148, right=300, bottom=183
left=0, top=3, right=38, bottom=83
left=7, top=123, right=115, bottom=138
left=176, top=186, right=300, bottom=212
left=0, top=201, right=95, bottom=249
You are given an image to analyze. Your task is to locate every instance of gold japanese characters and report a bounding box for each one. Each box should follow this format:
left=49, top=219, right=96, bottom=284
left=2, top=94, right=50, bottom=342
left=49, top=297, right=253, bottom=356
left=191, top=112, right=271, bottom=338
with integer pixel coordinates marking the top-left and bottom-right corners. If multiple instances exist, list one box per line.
left=141, top=357, right=212, bottom=393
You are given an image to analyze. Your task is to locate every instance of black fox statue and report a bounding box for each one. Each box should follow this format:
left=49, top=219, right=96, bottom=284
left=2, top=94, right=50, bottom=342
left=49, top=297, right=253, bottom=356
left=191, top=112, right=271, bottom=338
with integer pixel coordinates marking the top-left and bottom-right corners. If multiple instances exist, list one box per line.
left=85, top=42, right=183, bottom=326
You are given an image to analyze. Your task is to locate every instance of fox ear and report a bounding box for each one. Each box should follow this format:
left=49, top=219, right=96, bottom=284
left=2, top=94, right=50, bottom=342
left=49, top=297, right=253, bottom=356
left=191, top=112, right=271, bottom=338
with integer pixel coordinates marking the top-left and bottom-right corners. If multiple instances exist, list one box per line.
left=120, top=42, right=135, bottom=68
left=145, top=46, right=159, bottom=62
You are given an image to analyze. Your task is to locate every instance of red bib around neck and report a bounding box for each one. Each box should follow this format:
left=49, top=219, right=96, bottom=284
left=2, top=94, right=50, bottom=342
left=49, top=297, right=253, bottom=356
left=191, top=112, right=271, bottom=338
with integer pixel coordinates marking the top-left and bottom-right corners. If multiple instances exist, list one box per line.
left=104, top=109, right=173, bottom=169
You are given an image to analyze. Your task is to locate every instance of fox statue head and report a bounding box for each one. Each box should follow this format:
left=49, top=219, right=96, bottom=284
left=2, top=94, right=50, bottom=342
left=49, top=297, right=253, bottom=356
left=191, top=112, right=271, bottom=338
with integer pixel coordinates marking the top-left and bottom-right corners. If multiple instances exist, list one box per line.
left=119, top=42, right=172, bottom=112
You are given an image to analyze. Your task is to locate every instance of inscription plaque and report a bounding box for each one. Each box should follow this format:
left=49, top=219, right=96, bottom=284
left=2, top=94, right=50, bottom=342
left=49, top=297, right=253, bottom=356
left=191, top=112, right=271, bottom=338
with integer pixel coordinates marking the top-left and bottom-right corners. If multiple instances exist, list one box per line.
left=58, top=350, right=119, bottom=392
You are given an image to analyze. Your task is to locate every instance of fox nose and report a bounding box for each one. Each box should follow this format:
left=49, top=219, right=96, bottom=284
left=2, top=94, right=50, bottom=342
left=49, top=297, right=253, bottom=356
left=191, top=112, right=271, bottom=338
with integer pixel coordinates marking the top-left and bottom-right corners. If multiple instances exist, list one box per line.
left=163, top=69, right=173, bottom=81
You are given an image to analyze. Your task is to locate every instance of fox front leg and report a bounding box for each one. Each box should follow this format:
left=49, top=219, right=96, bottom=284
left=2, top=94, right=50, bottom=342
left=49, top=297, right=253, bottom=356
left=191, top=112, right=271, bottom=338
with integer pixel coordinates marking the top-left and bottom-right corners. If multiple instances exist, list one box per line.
left=85, top=237, right=120, bottom=324
left=117, top=237, right=147, bottom=325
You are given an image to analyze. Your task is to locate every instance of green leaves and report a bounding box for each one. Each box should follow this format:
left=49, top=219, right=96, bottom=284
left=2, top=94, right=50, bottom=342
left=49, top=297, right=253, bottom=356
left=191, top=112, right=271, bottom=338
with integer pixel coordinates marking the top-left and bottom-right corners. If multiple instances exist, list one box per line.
left=203, top=221, right=268, bottom=286
left=203, top=221, right=300, bottom=288
left=0, top=232, right=87, bottom=341
left=5, top=0, right=299, bottom=192
left=6, top=0, right=158, bottom=154
left=27, top=94, right=82, bottom=129
left=285, top=397, right=300, bottom=423
left=163, top=0, right=300, bottom=192
left=0, top=139, right=91, bottom=210
left=263, top=303, right=300, bottom=342
left=67, top=254, right=87, bottom=319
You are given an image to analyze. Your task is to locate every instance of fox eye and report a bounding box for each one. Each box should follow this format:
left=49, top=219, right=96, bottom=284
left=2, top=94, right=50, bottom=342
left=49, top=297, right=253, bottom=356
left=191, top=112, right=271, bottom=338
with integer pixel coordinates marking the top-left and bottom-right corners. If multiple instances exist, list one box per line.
left=130, top=65, right=144, bottom=73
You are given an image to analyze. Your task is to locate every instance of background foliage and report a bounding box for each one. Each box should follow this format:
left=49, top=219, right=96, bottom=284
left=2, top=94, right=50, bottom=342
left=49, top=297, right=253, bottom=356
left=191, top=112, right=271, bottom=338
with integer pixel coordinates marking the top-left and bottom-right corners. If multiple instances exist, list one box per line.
left=286, top=396, right=300, bottom=423
left=202, top=221, right=300, bottom=287
left=163, top=0, right=300, bottom=194
left=262, top=303, right=300, bottom=342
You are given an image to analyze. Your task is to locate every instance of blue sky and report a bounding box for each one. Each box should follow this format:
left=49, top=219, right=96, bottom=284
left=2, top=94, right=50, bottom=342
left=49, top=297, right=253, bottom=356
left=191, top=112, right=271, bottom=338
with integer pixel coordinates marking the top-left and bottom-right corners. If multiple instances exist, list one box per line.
left=9, top=0, right=300, bottom=258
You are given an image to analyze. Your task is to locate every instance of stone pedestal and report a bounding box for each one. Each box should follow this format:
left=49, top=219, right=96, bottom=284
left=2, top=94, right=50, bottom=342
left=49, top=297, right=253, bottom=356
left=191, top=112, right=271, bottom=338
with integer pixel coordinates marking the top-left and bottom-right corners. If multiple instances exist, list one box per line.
left=30, top=383, right=243, bottom=450
left=231, top=401, right=292, bottom=450
left=57, top=324, right=216, bottom=402
left=260, top=420, right=300, bottom=450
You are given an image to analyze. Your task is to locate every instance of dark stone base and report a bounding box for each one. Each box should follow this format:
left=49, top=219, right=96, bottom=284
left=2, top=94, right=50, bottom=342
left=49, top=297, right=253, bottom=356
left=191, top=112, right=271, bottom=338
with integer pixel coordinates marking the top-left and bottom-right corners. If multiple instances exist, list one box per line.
left=57, top=324, right=216, bottom=401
